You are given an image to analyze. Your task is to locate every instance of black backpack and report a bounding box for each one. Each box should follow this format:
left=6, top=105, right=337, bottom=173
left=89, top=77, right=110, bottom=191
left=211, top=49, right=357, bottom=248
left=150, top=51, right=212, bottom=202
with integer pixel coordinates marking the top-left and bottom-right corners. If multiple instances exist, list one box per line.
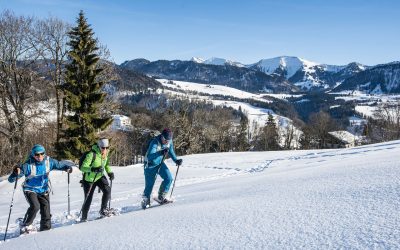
left=79, top=150, right=96, bottom=183
left=141, top=130, right=160, bottom=157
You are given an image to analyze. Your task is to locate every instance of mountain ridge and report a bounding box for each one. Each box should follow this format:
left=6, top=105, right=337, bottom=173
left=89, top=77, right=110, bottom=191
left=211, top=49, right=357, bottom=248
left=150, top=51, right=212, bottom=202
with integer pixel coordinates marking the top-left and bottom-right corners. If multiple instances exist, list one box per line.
left=120, top=56, right=400, bottom=94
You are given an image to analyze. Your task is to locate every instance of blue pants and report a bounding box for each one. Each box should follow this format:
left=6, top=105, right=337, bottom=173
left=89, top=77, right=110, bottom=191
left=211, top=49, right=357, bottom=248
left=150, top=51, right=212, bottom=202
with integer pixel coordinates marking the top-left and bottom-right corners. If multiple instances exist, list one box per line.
left=143, top=162, right=173, bottom=198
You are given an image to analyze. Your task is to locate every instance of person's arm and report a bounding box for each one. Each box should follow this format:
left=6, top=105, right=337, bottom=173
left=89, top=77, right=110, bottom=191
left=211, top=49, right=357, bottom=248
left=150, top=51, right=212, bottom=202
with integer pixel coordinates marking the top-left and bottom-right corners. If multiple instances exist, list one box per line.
left=50, top=158, right=73, bottom=172
left=146, top=139, right=163, bottom=162
left=105, top=157, right=111, bottom=174
left=168, top=141, right=178, bottom=162
left=81, top=152, right=95, bottom=173
left=104, top=157, right=114, bottom=180
left=8, top=164, right=25, bottom=182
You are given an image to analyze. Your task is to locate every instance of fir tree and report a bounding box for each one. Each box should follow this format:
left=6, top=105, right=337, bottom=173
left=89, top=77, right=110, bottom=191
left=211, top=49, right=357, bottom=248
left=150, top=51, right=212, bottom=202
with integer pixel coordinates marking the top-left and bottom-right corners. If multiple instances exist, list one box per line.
left=265, top=113, right=280, bottom=150
left=237, top=110, right=250, bottom=151
left=257, top=112, right=280, bottom=150
left=56, top=11, right=112, bottom=159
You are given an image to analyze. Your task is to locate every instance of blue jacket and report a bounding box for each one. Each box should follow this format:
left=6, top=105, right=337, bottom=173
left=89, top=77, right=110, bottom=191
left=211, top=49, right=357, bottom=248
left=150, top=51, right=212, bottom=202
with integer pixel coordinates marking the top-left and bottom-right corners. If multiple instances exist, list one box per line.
left=145, top=135, right=178, bottom=168
left=8, top=155, right=69, bottom=194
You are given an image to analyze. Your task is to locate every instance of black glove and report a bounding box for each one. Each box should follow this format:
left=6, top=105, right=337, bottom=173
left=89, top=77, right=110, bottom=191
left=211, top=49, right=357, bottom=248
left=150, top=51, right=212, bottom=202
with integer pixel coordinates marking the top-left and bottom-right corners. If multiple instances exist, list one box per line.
left=66, top=166, right=73, bottom=173
left=91, top=167, right=104, bottom=173
left=162, top=147, right=169, bottom=155
left=13, top=165, right=21, bottom=175
left=176, top=159, right=183, bottom=166
left=108, top=172, right=114, bottom=181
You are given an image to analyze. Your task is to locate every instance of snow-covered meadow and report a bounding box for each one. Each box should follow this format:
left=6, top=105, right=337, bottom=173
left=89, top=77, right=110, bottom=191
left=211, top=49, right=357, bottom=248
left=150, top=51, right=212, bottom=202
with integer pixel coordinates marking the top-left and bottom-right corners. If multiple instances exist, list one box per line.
left=0, top=140, right=399, bottom=249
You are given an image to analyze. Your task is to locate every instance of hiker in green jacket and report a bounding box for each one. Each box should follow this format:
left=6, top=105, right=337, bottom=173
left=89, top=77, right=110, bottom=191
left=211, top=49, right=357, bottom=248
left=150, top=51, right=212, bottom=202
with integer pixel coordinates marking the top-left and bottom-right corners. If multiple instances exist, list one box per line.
left=80, top=138, right=115, bottom=221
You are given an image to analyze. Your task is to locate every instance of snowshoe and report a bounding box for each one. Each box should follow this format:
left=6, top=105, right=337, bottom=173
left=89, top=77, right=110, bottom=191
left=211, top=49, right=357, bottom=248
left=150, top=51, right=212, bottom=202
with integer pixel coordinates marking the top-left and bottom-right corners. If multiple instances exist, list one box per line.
left=99, top=207, right=119, bottom=218
left=19, top=224, right=36, bottom=235
left=76, top=218, right=88, bottom=223
left=153, top=195, right=174, bottom=205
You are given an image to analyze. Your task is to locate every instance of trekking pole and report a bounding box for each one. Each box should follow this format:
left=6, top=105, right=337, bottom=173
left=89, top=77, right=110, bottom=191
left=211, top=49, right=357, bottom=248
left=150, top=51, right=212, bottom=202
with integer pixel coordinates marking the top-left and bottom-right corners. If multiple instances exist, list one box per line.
left=170, top=163, right=181, bottom=199
left=48, top=178, right=54, bottom=195
left=108, top=179, right=112, bottom=209
left=4, top=177, right=18, bottom=241
left=78, top=171, right=100, bottom=219
left=156, top=151, right=168, bottom=174
left=67, top=171, right=71, bottom=216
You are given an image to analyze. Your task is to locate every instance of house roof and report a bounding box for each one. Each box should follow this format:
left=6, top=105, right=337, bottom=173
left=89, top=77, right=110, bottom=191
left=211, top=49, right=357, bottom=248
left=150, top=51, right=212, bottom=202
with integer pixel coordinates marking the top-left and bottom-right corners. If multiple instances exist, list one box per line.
left=328, top=131, right=355, bottom=144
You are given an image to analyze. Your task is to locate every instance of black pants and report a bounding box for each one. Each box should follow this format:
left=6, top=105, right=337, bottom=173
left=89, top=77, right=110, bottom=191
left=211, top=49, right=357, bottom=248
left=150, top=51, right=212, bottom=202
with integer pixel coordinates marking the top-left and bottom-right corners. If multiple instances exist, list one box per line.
left=23, top=191, right=51, bottom=231
left=81, top=176, right=111, bottom=220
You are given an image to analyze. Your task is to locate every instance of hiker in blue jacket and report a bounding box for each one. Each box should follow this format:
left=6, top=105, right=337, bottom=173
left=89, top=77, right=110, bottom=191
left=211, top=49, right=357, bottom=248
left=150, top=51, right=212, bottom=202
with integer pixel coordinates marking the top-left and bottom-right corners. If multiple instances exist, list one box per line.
left=8, top=144, right=73, bottom=233
left=141, top=128, right=183, bottom=209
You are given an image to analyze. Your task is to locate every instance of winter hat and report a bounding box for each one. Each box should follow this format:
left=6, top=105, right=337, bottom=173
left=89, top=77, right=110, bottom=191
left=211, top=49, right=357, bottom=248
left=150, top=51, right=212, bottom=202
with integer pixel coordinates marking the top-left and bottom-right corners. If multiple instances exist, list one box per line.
left=31, top=144, right=45, bottom=156
left=161, top=128, right=173, bottom=140
left=97, top=138, right=109, bottom=148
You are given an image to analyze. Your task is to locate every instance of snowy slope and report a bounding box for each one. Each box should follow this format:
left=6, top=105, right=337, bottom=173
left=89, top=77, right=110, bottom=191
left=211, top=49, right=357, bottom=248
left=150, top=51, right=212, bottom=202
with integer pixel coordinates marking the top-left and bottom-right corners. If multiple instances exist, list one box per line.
left=1, top=141, right=399, bottom=249
left=158, top=79, right=271, bottom=103
left=158, top=79, right=301, bottom=144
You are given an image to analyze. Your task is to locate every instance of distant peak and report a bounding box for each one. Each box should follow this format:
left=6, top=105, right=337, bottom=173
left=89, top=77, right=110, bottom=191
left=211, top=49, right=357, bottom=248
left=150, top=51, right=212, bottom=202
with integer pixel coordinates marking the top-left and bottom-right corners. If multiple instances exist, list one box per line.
left=195, top=57, right=245, bottom=67
left=191, top=57, right=205, bottom=63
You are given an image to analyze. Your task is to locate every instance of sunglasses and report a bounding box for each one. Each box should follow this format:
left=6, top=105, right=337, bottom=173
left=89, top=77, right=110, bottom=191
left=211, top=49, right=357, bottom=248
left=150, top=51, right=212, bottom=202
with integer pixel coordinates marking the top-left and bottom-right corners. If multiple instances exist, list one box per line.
left=34, top=152, right=45, bottom=157
left=101, top=147, right=109, bottom=150
left=161, top=136, right=170, bottom=144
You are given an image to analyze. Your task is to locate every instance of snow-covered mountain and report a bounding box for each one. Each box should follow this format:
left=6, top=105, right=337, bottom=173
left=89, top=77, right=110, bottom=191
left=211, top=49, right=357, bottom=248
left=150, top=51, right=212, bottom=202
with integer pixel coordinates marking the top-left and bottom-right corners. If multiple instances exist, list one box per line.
left=249, top=56, right=318, bottom=78
left=119, top=59, right=296, bottom=93
left=333, top=61, right=400, bottom=94
left=248, top=56, right=368, bottom=91
left=1, top=140, right=399, bottom=249
left=190, top=57, right=245, bottom=67
left=121, top=56, right=375, bottom=93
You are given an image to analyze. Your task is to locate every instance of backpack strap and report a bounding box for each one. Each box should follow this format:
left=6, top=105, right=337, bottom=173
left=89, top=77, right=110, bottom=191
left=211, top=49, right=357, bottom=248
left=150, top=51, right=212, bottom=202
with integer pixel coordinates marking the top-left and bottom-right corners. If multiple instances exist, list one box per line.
left=144, top=138, right=162, bottom=168
left=144, top=138, right=161, bottom=161
left=90, top=150, right=96, bottom=167
left=82, top=150, right=96, bottom=181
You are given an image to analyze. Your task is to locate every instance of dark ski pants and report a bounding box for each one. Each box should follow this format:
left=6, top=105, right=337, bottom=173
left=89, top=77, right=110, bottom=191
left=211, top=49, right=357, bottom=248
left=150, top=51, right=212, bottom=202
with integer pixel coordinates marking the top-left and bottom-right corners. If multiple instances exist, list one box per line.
left=81, top=176, right=111, bottom=220
left=23, top=191, right=51, bottom=231
left=143, top=162, right=173, bottom=198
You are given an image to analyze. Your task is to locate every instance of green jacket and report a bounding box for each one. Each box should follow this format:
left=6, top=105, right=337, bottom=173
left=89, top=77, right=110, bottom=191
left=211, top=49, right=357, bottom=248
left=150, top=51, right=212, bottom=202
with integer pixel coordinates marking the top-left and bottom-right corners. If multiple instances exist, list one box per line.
left=81, top=144, right=111, bottom=182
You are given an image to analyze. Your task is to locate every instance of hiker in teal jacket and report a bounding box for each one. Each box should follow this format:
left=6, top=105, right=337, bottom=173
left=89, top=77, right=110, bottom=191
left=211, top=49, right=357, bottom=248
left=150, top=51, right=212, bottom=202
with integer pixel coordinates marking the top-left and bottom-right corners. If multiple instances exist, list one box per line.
left=80, top=138, right=114, bottom=221
left=8, top=144, right=73, bottom=233
left=141, top=128, right=183, bottom=209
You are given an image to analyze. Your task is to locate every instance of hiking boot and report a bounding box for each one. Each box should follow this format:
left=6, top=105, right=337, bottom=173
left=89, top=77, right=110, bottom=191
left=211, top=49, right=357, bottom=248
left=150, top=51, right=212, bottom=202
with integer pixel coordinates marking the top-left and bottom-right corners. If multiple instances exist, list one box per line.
left=15, top=217, right=24, bottom=226
left=157, top=192, right=172, bottom=204
left=141, top=197, right=150, bottom=209
left=80, top=212, right=88, bottom=222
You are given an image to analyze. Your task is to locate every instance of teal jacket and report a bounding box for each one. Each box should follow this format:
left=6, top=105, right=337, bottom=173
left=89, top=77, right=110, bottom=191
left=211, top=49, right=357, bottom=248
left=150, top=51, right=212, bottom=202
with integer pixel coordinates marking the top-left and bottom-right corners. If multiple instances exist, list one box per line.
left=145, top=135, right=178, bottom=168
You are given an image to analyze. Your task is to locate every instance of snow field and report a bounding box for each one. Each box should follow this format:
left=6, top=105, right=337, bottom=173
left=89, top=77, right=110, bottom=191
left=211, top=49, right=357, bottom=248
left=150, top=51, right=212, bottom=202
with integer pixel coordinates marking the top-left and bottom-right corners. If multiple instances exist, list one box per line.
left=0, top=141, right=399, bottom=249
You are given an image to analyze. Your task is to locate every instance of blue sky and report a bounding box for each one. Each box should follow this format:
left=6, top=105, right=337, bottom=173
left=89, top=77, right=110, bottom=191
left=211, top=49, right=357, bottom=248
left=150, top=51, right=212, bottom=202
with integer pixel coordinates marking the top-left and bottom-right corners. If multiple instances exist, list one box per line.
left=1, top=0, right=399, bottom=65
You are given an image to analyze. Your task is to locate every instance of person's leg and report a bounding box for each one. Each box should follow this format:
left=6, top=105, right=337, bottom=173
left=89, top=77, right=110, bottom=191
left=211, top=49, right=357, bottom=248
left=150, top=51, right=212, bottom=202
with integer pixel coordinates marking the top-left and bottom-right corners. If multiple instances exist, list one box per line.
left=143, top=167, right=158, bottom=198
left=22, top=191, right=40, bottom=226
left=157, top=163, right=173, bottom=198
left=97, top=176, right=111, bottom=211
left=81, top=180, right=97, bottom=220
left=37, top=192, right=51, bottom=231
